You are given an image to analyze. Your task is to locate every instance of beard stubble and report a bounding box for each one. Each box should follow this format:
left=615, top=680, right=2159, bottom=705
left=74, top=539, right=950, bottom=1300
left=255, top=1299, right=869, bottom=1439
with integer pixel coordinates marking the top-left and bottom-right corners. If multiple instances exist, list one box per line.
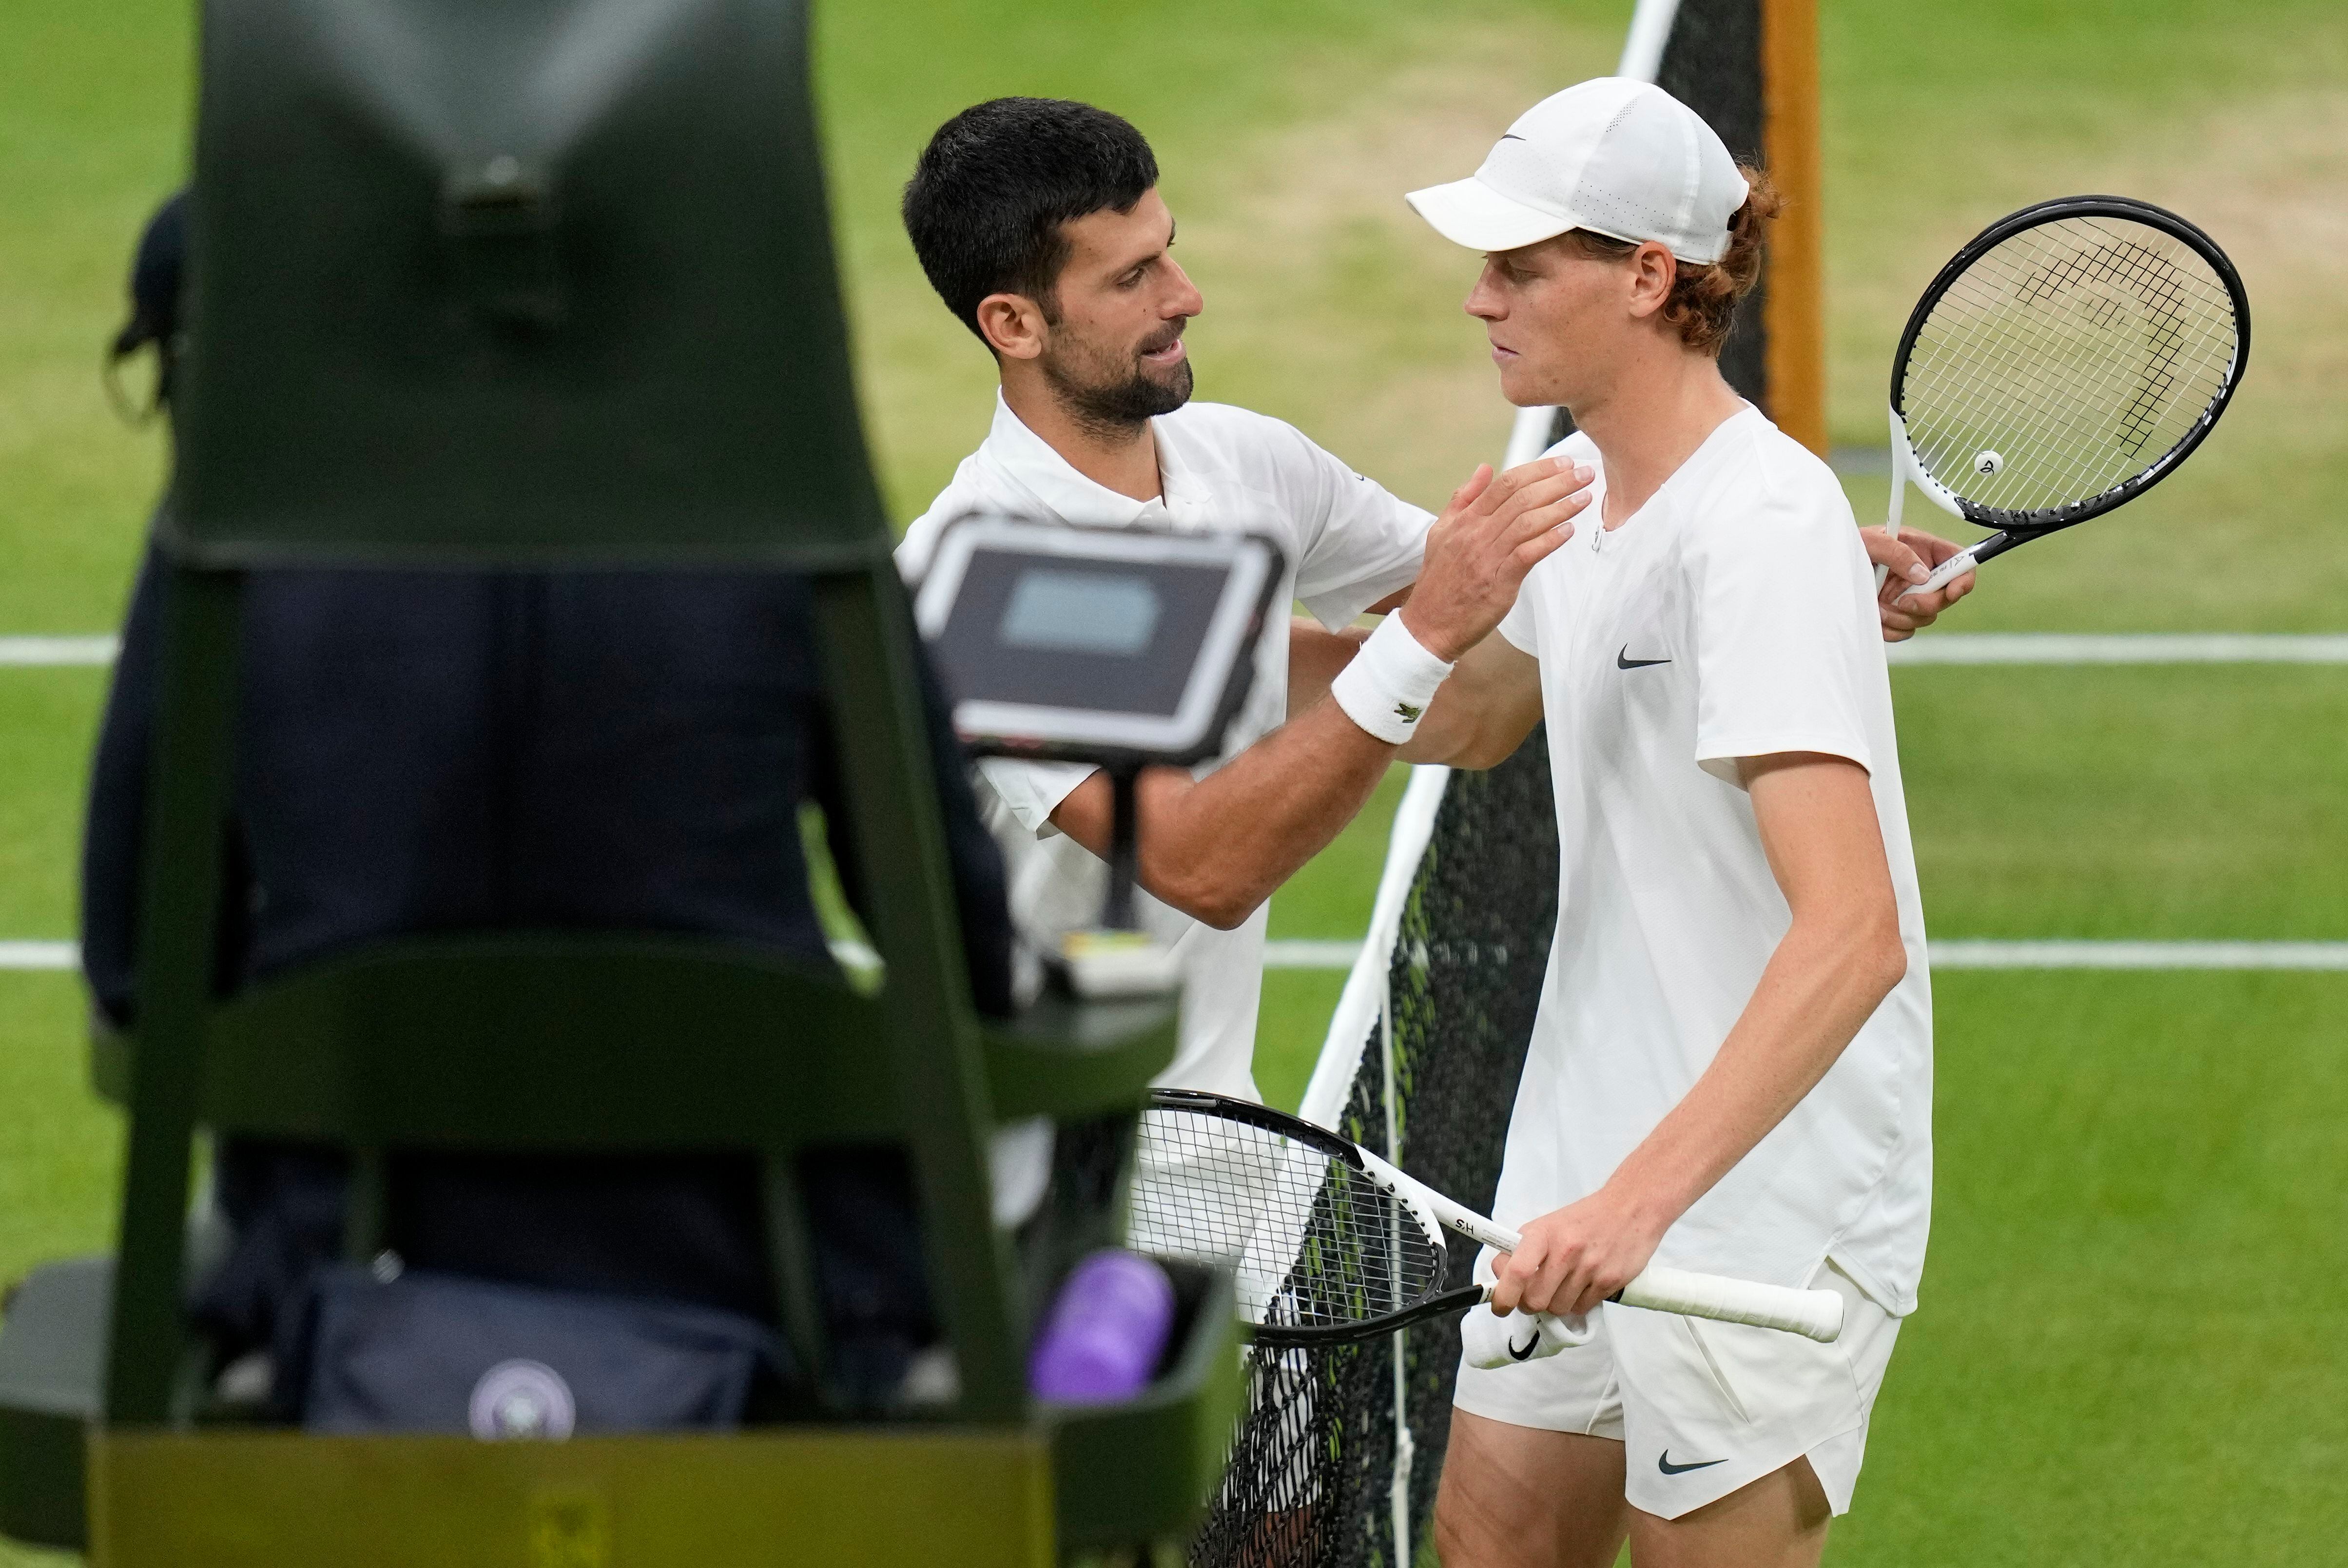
left=1041, top=322, right=1195, bottom=438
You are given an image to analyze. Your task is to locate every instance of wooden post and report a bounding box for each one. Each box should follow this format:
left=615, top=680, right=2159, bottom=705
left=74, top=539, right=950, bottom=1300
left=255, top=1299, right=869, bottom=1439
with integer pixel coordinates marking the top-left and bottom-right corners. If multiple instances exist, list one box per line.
left=1761, top=0, right=1827, bottom=457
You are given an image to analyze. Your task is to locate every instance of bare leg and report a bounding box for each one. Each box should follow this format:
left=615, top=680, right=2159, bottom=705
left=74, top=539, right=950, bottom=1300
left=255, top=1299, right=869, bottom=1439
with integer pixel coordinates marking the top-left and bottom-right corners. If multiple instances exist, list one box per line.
left=1434, top=1410, right=1630, bottom=1568
left=1626, top=1457, right=1831, bottom=1568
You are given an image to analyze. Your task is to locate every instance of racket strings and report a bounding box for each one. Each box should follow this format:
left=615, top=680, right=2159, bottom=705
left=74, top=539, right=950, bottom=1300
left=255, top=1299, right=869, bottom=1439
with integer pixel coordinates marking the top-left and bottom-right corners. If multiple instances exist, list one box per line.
left=1901, top=214, right=2238, bottom=518
left=1916, top=245, right=2225, bottom=503
left=1127, top=1108, right=1446, bottom=1333
left=1915, top=226, right=2227, bottom=483
left=1908, top=228, right=2234, bottom=509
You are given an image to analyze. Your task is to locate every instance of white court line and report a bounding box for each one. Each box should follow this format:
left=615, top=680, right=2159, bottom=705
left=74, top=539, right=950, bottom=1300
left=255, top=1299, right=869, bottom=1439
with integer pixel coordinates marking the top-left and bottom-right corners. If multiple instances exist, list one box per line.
left=1925, top=940, right=2348, bottom=970
left=0, top=637, right=120, bottom=667
left=1261, top=939, right=1367, bottom=970
left=8, top=634, right=2348, bottom=669
left=1889, top=634, right=2348, bottom=665
left=8, top=937, right=2343, bottom=973
left=1261, top=938, right=2348, bottom=972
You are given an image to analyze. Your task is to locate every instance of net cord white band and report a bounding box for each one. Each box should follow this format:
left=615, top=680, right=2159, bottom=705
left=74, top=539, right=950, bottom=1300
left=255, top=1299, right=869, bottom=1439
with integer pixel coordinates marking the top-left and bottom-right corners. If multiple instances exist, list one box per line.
left=1302, top=765, right=1452, bottom=1125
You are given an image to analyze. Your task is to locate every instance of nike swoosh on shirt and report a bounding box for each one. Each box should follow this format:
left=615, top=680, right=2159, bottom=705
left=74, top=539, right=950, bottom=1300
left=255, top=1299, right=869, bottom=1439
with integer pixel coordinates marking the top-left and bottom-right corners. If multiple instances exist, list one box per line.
left=1617, top=645, right=1671, bottom=669
left=1657, top=1452, right=1728, bottom=1476
left=1507, top=1332, right=1541, bottom=1362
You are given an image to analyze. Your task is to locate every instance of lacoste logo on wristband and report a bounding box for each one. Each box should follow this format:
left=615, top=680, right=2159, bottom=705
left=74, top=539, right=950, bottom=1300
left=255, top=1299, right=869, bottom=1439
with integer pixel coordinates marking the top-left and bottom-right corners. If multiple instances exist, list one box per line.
left=1393, top=701, right=1423, bottom=722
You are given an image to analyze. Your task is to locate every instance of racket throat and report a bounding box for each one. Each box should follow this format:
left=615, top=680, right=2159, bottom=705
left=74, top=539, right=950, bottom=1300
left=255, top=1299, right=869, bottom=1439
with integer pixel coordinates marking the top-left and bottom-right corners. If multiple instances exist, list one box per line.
left=1889, top=412, right=1968, bottom=524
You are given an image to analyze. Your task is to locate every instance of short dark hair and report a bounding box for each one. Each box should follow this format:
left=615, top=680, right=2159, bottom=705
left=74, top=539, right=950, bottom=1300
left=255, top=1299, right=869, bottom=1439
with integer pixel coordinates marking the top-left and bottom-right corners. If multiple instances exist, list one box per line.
left=902, top=98, right=1159, bottom=343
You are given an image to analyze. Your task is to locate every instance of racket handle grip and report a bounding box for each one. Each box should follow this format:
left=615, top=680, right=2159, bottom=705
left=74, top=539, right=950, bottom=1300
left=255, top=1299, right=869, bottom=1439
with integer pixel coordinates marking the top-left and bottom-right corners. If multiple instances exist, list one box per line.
left=1896, top=543, right=1981, bottom=600
left=1612, top=1266, right=1845, bottom=1343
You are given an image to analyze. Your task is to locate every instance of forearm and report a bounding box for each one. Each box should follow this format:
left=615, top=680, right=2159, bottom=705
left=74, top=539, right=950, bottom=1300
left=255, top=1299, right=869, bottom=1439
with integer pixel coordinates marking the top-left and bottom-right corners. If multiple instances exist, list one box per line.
left=1607, top=908, right=1906, bottom=1232
left=1054, top=698, right=1397, bottom=929
left=1287, top=618, right=1370, bottom=715
left=1397, top=632, right=1543, bottom=767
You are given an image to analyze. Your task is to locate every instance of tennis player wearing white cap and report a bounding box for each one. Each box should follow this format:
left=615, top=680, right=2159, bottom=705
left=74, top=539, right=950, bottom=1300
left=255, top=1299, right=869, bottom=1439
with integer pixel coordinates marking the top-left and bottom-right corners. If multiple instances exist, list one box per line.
left=1389, top=79, right=1937, bottom=1567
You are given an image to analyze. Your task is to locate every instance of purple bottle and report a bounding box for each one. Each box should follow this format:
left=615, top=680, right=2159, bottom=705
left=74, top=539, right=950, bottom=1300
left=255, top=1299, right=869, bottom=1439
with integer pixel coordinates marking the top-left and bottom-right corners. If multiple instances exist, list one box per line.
left=1029, top=1249, right=1177, bottom=1405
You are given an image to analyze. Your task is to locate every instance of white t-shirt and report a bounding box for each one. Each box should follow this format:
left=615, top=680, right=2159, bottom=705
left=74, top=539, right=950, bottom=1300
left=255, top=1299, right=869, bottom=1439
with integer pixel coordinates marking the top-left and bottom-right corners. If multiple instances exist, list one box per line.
left=899, top=393, right=1432, bottom=1099
left=1491, top=407, right=1932, bottom=1315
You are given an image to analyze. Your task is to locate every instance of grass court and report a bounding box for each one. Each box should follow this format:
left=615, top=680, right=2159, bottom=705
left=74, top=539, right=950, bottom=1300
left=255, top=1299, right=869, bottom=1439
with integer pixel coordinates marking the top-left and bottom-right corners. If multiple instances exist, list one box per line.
left=4, top=1, right=2345, bottom=1561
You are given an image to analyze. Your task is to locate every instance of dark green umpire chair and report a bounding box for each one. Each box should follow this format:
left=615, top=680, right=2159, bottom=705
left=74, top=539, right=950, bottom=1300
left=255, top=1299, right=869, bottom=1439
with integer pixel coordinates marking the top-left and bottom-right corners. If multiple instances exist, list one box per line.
left=0, top=1, right=1237, bottom=1560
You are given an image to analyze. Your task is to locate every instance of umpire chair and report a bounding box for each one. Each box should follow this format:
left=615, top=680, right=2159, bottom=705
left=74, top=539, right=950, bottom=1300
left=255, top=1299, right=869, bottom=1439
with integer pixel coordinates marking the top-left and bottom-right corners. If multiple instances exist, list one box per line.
left=0, top=0, right=1237, bottom=1560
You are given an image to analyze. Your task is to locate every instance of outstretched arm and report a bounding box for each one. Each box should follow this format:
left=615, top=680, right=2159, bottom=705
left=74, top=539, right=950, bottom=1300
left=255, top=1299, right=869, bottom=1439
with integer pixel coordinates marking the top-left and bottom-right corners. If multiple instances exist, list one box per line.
left=1394, top=631, right=1544, bottom=767
left=1053, top=457, right=1591, bottom=928
left=1287, top=618, right=1370, bottom=716
left=1049, top=698, right=1401, bottom=929
left=1290, top=526, right=1983, bottom=742
left=1488, top=752, right=1908, bottom=1318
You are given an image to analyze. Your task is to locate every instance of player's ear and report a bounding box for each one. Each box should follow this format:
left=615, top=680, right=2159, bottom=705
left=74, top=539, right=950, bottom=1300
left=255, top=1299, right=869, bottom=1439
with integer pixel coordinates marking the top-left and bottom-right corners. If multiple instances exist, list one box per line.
left=976, top=293, right=1048, bottom=361
left=1626, top=242, right=1676, bottom=321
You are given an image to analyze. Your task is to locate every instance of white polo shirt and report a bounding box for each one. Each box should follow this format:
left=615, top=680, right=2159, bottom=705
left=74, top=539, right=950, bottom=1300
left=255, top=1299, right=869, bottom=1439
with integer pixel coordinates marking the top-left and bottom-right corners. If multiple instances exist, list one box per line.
left=1492, top=407, right=1932, bottom=1316
left=899, top=394, right=1432, bottom=1099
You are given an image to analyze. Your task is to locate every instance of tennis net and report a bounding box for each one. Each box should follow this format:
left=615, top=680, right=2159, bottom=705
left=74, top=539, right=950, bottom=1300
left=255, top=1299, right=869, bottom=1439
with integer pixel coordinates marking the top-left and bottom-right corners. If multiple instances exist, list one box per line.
left=1186, top=747, right=1558, bottom=1568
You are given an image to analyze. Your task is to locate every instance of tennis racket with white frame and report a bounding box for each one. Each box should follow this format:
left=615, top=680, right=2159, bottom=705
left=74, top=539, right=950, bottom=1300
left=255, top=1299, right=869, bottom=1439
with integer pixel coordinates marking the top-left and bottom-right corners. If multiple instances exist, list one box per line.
left=1128, top=1088, right=1844, bottom=1348
left=1882, top=194, right=2249, bottom=599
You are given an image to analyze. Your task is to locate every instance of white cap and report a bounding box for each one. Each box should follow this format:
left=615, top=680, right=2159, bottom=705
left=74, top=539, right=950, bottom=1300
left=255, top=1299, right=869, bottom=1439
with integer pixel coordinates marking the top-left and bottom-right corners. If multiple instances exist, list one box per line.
left=1406, top=78, right=1750, bottom=265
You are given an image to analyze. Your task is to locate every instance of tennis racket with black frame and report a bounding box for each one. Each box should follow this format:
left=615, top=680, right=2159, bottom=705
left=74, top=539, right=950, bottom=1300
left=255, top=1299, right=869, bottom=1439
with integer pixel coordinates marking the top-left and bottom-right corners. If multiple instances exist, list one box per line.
left=1883, top=194, right=2250, bottom=599
left=1128, top=1089, right=1844, bottom=1348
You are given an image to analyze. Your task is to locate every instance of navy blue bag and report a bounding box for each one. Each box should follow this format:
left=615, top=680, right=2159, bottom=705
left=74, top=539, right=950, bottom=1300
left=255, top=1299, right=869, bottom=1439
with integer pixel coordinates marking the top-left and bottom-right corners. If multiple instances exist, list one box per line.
left=300, top=1265, right=789, bottom=1435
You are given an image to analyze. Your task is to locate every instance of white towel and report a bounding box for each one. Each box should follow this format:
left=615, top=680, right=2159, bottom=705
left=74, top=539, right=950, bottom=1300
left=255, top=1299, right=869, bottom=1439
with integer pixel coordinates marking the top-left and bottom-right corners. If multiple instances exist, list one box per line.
left=1459, top=1245, right=1592, bottom=1368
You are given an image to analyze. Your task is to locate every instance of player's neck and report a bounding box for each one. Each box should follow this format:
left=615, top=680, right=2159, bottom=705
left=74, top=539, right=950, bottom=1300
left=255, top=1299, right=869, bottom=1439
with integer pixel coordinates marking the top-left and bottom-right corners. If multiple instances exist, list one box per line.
left=1001, top=371, right=1164, bottom=503
left=1572, top=352, right=1746, bottom=529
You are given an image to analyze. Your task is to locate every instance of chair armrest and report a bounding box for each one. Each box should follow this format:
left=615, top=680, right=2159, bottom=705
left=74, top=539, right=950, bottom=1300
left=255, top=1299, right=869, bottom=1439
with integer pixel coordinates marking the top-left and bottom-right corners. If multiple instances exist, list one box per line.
left=0, top=1255, right=111, bottom=1549
left=984, top=993, right=1179, bottom=1122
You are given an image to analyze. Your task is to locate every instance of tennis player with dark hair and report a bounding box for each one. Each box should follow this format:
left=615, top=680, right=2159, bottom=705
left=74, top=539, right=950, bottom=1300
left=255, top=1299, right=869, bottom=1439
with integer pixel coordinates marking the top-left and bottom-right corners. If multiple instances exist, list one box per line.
left=898, top=96, right=1595, bottom=1099
left=1390, top=80, right=1938, bottom=1566
left=895, top=97, right=1965, bottom=1110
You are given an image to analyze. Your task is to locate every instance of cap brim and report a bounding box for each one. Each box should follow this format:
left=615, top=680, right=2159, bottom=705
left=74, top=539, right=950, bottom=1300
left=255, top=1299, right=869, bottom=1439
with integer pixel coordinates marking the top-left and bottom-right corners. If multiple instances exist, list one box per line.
left=1405, top=176, right=1575, bottom=253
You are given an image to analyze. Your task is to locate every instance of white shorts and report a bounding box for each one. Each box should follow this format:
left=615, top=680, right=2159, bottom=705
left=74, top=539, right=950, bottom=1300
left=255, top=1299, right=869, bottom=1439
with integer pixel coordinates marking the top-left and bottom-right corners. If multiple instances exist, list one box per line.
left=1451, top=1260, right=1901, bottom=1521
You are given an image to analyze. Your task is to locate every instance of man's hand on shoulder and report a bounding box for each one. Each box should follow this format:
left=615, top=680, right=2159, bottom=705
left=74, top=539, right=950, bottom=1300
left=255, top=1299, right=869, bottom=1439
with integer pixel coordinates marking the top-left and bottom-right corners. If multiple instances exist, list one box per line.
left=1402, top=456, right=1593, bottom=661
left=1862, top=525, right=1975, bottom=642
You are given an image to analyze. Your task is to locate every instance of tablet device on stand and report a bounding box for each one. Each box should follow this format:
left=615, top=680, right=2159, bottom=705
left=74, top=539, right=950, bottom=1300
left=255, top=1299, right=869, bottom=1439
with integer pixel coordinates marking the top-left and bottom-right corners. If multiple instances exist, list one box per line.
left=915, top=515, right=1286, bottom=999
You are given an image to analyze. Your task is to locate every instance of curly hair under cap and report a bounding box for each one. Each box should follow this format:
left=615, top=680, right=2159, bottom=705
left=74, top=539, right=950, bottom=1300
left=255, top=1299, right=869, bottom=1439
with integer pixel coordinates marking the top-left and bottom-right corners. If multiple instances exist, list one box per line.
left=1563, top=162, right=1781, bottom=354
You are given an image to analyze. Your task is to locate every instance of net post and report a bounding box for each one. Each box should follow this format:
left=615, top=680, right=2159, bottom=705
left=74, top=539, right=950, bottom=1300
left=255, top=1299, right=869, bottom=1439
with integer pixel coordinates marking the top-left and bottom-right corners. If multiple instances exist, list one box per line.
left=1761, top=0, right=1827, bottom=456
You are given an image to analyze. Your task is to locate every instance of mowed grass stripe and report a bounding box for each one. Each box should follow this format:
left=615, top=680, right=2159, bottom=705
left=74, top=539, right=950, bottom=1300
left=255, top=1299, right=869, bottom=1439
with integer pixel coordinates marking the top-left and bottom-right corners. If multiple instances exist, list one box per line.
left=0, top=670, right=103, bottom=936
left=9, top=664, right=2335, bottom=947
left=1840, top=970, right=2348, bottom=1567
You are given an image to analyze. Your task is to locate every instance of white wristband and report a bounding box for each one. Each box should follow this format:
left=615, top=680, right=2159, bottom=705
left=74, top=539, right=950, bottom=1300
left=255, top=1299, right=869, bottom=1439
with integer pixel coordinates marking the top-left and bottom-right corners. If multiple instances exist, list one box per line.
left=1330, top=614, right=1454, bottom=745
